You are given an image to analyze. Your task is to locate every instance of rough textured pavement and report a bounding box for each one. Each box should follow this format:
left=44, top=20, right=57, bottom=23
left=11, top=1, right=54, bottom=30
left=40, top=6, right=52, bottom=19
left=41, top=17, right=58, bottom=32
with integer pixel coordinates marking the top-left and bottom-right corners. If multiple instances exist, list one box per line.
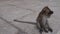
left=0, top=0, right=60, bottom=34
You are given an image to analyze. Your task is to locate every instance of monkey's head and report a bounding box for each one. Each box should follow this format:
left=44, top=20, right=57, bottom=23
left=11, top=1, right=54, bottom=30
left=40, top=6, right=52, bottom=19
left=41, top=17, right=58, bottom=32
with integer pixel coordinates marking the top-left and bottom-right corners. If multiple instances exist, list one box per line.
left=41, top=6, right=53, bottom=18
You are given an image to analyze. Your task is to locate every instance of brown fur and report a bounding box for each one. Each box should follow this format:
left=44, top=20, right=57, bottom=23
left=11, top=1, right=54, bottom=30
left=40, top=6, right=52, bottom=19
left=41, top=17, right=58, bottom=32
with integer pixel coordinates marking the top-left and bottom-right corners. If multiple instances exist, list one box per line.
left=36, top=6, right=53, bottom=33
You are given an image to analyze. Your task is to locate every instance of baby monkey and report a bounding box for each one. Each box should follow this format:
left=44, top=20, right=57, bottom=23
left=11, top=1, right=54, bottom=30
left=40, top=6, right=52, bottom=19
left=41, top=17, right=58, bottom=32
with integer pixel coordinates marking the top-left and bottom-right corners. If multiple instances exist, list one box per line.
left=36, top=6, right=53, bottom=33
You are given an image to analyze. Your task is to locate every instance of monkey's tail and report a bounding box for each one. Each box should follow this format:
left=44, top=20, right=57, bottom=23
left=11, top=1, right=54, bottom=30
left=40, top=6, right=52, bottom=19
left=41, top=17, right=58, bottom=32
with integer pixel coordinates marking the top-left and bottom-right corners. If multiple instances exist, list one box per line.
left=14, top=19, right=36, bottom=25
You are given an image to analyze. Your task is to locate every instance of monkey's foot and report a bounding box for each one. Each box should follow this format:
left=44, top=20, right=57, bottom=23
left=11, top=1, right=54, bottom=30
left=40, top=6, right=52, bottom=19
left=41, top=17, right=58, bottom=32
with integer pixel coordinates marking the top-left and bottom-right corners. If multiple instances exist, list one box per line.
left=48, top=28, right=53, bottom=32
left=39, top=29, right=43, bottom=34
left=44, top=29, right=48, bottom=33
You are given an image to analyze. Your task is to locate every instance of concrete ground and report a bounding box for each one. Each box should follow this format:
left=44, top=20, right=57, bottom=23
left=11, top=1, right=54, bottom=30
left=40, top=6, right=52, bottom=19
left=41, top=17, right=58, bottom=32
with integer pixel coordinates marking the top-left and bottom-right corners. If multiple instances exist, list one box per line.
left=0, top=0, right=60, bottom=34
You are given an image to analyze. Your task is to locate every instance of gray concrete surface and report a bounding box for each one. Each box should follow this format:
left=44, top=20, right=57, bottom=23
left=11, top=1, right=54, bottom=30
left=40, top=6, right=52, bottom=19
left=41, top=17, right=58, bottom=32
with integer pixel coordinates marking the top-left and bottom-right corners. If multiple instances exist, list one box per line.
left=0, top=0, right=60, bottom=34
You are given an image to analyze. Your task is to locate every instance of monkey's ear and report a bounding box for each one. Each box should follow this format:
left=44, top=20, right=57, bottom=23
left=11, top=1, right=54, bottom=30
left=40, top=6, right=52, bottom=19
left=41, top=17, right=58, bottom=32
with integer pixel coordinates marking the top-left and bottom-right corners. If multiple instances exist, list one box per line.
left=43, top=6, right=49, bottom=11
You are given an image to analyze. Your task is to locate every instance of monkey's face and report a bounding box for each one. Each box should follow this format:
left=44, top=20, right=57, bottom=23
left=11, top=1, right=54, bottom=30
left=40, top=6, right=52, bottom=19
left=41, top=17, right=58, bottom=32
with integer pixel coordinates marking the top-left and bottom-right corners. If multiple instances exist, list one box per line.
left=48, top=10, right=53, bottom=18
left=42, top=6, right=53, bottom=17
left=48, top=11, right=53, bottom=15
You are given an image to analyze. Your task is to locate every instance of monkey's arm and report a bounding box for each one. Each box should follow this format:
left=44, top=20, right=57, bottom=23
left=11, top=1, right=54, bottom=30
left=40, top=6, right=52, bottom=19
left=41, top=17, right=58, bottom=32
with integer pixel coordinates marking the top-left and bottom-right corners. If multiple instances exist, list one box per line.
left=36, top=17, right=46, bottom=28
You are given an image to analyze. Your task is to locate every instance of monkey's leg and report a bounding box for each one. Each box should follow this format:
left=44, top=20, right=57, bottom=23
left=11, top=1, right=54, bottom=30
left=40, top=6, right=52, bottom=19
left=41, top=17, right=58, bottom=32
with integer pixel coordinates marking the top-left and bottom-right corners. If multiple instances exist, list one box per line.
left=39, top=22, right=48, bottom=33
left=45, top=21, right=53, bottom=32
left=36, top=22, right=43, bottom=34
left=47, top=26, right=53, bottom=32
left=37, top=22, right=48, bottom=33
